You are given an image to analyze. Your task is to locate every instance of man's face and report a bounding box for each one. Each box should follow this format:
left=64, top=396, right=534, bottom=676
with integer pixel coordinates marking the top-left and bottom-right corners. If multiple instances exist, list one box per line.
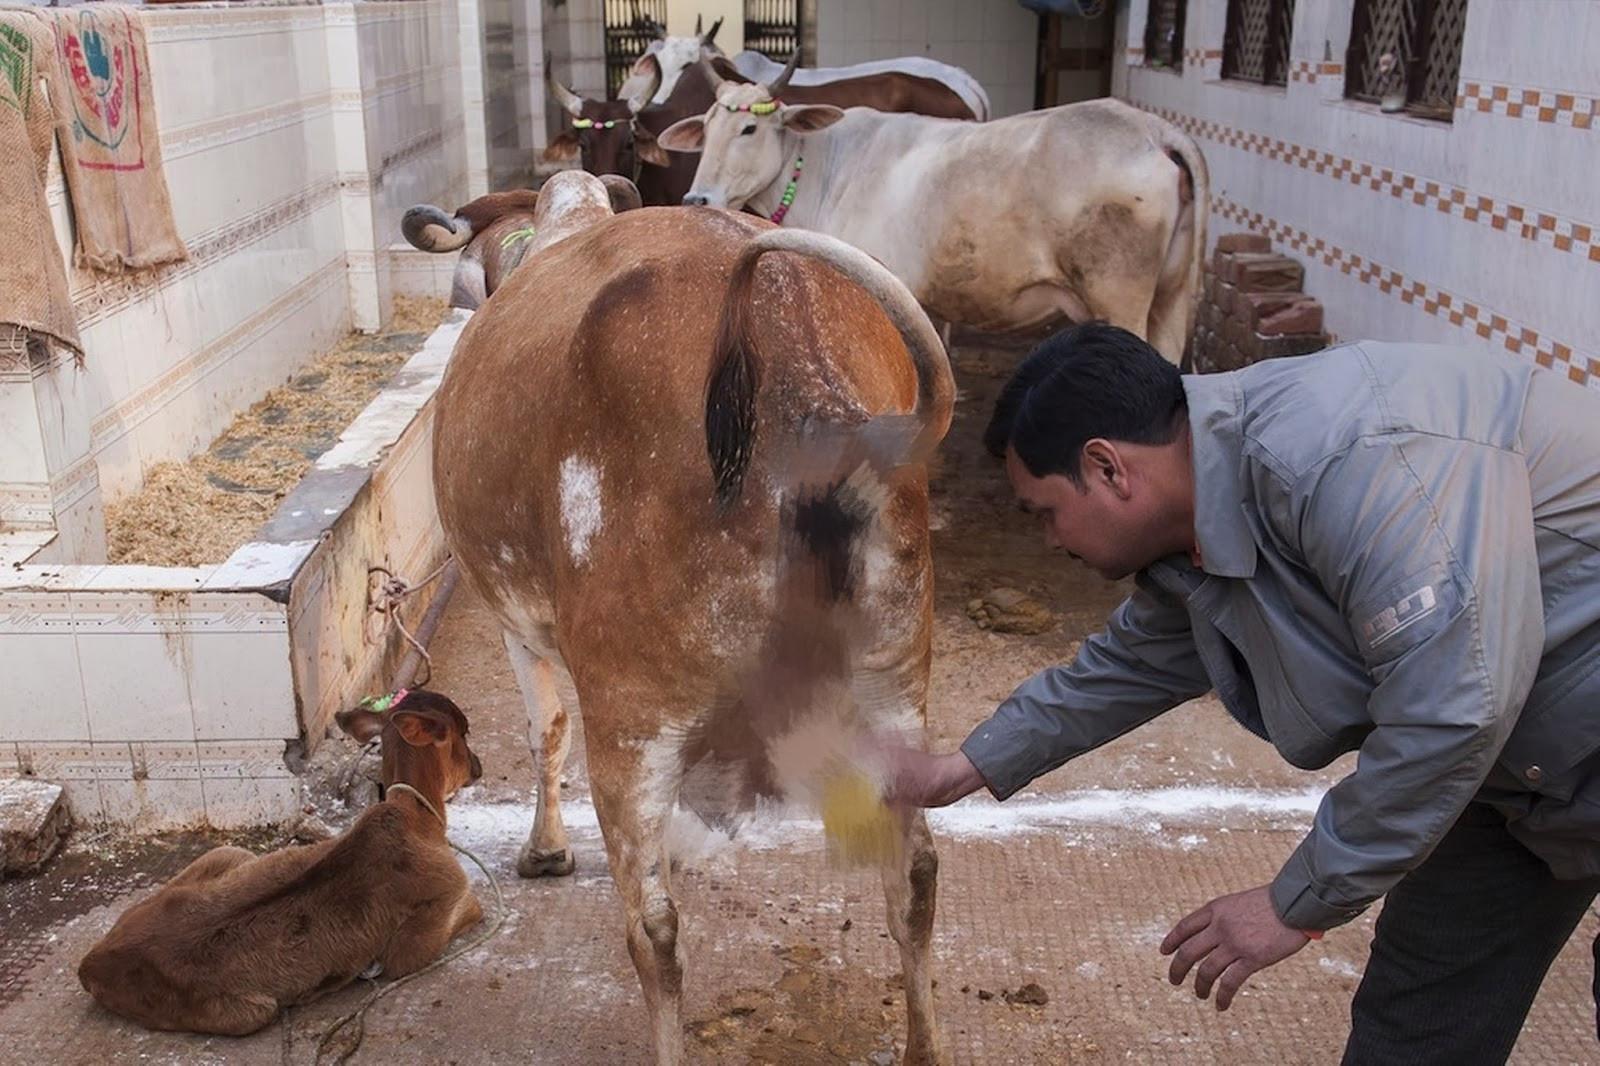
left=1006, top=444, right=1163, bottom=580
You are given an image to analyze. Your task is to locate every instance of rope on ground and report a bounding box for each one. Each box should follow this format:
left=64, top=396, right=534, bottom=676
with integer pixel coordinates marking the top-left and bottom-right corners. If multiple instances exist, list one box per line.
left=367, top=559, right=451, bottom=687
left=312, top=838, right=508, bottom=1066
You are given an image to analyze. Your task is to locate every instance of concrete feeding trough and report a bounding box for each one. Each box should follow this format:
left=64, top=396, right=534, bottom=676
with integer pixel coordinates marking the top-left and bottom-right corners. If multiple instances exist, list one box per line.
left=0, top=311, right=471, bottom=831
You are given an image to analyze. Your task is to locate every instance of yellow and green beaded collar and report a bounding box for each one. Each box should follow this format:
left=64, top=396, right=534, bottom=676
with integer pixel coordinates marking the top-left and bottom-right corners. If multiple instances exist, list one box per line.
left=571, top=117, right=621, bottom=129
left=723, top=99, right=780, bottom=115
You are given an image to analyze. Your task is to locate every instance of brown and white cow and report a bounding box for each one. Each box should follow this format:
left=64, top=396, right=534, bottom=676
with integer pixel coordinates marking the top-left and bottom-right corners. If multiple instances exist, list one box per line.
left=401, top=178, right=642, bottom=308
left=78, top=690, right=484, bottom=1036
left=431, top=170, right=954, bottom=1064
left=661, top=71, right=1210, bottom=363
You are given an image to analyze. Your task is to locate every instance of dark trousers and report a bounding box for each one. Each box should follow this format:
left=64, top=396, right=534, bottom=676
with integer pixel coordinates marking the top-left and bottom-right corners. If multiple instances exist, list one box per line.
left=1341, top=803, right=1600, bottom=1065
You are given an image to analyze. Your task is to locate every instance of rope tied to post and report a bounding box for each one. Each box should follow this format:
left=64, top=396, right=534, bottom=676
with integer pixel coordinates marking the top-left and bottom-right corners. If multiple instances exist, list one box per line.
left=366, top=559, right=452, bottom=687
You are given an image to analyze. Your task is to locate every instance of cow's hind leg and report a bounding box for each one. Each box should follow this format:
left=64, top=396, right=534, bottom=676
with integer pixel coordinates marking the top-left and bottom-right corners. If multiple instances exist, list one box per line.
left=882, top=809, right=947, bottom=1065
left=590, top=736, right=685, bottom=1066
left=505, top=632, right=576, bottom=878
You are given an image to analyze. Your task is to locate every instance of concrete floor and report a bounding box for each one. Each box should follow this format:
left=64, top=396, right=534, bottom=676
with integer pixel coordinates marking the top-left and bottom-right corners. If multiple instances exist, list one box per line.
left=3, top=339, right=1596, bottom=1064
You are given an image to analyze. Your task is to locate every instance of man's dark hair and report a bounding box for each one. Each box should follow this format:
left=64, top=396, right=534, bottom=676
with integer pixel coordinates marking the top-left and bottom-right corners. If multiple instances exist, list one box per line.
left=984, top=322, right=1187, bottom=483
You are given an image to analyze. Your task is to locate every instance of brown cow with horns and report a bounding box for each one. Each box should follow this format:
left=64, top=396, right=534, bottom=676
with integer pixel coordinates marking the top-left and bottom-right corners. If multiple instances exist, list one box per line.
left=430, top=170, right=955, bottom=1064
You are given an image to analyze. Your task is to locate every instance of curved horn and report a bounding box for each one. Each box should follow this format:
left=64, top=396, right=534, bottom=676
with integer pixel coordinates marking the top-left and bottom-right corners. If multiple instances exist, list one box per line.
left=401, top=205, right=473, bottom=253
left=701, top=15, right=723, bottom=47
left=545, top=55, right=585, bottom=118
left=764, top=50, right=801, bottom=98
left=700, top=53, right=729, bottom=93
left=694, top=13, right=702, bottom=35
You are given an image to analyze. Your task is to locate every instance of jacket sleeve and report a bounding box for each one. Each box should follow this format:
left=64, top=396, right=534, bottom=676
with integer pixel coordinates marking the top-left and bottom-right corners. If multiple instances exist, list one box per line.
left=1266, top=435, right=1545, bottom=930
left=959, top=571, right=1213, bottom=800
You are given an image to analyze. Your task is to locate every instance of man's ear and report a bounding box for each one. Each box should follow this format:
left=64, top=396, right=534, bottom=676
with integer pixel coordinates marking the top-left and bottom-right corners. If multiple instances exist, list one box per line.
left=779, top=104, right=845, bottom=133
left=543, top=130, right=581, bottom=161
left=634, top=126, right=670, bottom=166
left=1083, top=439, right=1129, bottom=496
left=392, top=709, right=451, bottom=748
left=336, top=708, right=386, bottom=744
left=657, top=116, right=705, bottom=153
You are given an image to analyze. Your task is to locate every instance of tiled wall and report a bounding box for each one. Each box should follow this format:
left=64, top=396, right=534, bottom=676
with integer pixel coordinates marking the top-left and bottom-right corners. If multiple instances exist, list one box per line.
left=1114, top=0, right=1600, bottom=390
left=5, top=1, right=476, bottom=573
left=478, top=0, right=549, bottom=194
left=0, top=313, right=470, bottom=830
left=812, top=0, right=1040, bottom=118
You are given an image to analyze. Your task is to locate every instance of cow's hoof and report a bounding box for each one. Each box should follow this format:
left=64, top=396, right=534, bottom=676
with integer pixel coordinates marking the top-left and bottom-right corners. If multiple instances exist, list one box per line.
left=518, top=847, right=575, bottom=878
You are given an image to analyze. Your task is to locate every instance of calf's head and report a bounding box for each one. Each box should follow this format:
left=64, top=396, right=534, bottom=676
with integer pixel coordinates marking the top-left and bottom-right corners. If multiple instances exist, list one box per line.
left=336, top=689, right=483, bottom=805
left=660, top=53, right=844, bottom=210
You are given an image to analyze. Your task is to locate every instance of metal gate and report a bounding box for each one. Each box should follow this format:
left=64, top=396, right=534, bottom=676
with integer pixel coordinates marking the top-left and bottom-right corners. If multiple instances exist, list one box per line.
left=603, top=0, right=667, bottom=99
left=744, top=0, right=800, bottom=61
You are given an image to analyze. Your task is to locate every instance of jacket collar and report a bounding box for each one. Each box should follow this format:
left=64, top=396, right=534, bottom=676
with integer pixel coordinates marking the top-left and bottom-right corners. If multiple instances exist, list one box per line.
left=1181, top=373, right=1259, bottom=580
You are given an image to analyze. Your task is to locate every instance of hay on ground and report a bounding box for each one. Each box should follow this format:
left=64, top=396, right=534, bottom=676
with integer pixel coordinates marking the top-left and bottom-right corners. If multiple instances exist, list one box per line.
left=106, top=296, right=449, bottom=566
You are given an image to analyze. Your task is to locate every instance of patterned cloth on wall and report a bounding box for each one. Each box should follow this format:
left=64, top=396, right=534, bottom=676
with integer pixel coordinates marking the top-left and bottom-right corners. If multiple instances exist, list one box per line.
left=0, top=11, right=82, bottom=363
left=38, top=4, right=187, bottom=274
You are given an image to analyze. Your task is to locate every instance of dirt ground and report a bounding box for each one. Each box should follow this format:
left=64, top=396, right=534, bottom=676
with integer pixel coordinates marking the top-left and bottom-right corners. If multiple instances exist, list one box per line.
left=3, top=337, right=1596, bottom=1065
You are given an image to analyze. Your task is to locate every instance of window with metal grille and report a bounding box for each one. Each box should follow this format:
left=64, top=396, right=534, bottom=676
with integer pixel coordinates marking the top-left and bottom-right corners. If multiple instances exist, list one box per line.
left=603, top=0, right=668, bottom=100
left=1222, top=0, right=1294, bottom=86
left=744, top=0, right=801, bottom=63
left=1346, top=0, right=1469, bottom=119
left=1145, top=0, right=1186, bottom=69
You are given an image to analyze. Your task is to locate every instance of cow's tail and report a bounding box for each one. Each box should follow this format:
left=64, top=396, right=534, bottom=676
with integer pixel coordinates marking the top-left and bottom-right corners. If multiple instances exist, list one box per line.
left=1154, top=124, right=1210, bottom=369
left=704, top=228, right=954, bottom=512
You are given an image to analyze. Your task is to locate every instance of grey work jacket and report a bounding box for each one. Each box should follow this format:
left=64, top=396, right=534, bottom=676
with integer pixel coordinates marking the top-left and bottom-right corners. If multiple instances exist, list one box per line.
left=961, top=341, right=1600, bottom=931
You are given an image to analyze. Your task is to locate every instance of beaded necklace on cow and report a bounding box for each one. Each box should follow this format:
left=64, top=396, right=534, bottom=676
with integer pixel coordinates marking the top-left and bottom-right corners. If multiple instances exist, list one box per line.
left=770, top=156, right=803, bottom=225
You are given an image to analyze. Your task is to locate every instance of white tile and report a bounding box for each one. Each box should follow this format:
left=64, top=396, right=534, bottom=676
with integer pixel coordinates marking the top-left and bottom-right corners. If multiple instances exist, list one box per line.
left=99, top=778, right=207, bottom=830
left=188, top=629, right=299, bottom=741
left=0, top=384, right=48, bottom=484
left=81, top=566, right=217, bottom=591
left=132, top=740, right=202, bottom=780
left=202, top=776, right=302, bottom=829
left=75, top=592, right=197, bottom=742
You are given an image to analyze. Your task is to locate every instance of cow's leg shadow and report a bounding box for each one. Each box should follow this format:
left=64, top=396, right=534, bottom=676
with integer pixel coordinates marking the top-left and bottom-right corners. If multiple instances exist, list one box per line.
left=881, top=806, right=947, bottom=1065
left=505, top=632, right=577, bottom=878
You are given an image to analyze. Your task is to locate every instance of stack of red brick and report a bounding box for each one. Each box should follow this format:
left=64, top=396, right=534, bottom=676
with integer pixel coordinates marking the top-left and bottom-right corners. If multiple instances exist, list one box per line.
left=1190, top=233, right=1329, bottom=372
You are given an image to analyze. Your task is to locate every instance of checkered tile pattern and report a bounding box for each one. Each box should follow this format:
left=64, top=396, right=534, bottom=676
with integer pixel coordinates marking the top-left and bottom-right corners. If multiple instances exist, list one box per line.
left=1140, top=104, right=1600, bottom=264
left=1126, top=45, right=1145, bottom=65
left=1457, top=81, right=1599, bottom=129
left=1289, top=60, right=1342, bottom=84
left=1212, top=197, right=1599, bottom=389
left=1183, top=47, right=1223, bottom=66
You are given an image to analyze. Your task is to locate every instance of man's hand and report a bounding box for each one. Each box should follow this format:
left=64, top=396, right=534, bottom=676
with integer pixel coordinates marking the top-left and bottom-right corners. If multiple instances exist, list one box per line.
left=1159, top=885, right=1312, bottom=1010
left=877, top=745, right=987, bottom=808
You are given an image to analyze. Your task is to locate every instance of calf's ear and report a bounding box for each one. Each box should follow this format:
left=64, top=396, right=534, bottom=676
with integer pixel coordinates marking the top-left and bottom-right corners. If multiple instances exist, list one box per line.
left=336, top=708, right=386, bottom=744
left=657, top=116, right=706, bottom=153
left=392, top=709, right=452, bottom=748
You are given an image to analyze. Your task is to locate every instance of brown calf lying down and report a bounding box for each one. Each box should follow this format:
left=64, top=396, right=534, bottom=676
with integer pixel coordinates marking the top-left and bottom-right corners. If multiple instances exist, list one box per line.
left=77, top=690, right=484, bottom=1036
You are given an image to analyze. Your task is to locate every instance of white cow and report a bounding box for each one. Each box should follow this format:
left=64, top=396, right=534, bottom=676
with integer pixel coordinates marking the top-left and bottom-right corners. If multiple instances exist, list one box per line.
left=661, top=73, right=1208, bottom=363
left=641, top=15, right=724, bottom=103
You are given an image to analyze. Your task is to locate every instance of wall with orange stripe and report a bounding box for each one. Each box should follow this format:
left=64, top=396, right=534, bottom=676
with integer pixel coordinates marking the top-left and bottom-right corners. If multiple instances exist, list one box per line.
left=1113, top=0, right=1598, bottom=389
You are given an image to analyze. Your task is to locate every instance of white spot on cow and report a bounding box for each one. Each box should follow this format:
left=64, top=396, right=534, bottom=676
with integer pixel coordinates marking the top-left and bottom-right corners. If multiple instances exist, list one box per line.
left=498, top=544, right=515, bottom=564
left=559, top=456, right=604, bottom=565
